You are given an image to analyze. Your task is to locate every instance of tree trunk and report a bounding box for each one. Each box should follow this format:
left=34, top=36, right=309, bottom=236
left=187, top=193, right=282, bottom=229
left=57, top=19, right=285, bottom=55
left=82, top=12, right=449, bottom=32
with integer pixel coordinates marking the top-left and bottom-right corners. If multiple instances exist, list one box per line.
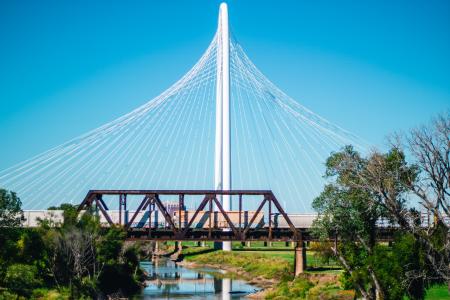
left=332, top=246, right=372, bottom=300
left=369, top=267, right=385, bottom=300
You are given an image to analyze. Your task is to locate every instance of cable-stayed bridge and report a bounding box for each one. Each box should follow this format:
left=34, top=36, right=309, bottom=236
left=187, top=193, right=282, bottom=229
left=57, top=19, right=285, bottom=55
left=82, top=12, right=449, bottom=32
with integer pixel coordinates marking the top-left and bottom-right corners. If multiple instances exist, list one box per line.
left=0, top=3, right=365, bottom=214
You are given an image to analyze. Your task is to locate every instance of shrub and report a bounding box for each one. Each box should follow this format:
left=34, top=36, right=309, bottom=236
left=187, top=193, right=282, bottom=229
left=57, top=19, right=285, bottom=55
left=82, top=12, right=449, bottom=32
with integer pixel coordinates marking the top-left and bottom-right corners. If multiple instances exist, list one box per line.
left=266, top=276, right=313, bottom=299
left=4, top=264, right=42, bottom=297
left=0, top=290, right=24, bottom=300
left=98, top=264, right=140, bottom=296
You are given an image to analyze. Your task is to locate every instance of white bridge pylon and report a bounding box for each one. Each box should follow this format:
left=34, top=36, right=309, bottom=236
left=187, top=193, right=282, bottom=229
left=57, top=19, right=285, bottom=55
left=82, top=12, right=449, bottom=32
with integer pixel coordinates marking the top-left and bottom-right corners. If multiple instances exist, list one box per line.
left=0, top=3, right=366, bottom=214
left=215, top=3, right=232, bottom=251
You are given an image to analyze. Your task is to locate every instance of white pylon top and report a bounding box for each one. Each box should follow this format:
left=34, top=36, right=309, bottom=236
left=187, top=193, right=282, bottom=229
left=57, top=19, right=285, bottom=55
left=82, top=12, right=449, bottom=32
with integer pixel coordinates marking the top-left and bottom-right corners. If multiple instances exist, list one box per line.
left=215, top=1, right=231, bottom=201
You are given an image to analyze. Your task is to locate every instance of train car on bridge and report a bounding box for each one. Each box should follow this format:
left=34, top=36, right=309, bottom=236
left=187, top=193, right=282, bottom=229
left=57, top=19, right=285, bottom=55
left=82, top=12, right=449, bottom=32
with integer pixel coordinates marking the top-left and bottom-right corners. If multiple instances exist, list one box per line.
left=270, top=213, right=318, bottom=229
left=173, top=210, right=264, bottom=229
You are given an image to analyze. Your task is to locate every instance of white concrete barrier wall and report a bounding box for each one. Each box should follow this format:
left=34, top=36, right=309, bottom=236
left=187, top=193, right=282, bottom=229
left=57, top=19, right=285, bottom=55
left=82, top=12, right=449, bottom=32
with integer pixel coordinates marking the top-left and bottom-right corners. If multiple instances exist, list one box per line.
left=22, top=210, right=65, bottom=227
left=21, top=210, right=163, bottom=227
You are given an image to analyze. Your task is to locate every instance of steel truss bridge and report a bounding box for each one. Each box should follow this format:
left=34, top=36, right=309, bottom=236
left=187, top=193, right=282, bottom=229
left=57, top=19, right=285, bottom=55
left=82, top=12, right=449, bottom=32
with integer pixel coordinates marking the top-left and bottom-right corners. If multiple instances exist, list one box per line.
left=78, top=189, right=299, bottom=242
left=77, top=189, right=396, bottom=243
left=77, top=189, right=396, bottom=275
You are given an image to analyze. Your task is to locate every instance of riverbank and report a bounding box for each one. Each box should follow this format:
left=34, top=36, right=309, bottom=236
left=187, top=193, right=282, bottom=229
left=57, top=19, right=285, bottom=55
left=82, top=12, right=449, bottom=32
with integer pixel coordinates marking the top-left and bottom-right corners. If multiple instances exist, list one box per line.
left=174, top=245, right=450, bottom=300
left=141, top=257, right=260, bottom=298
left=178, top=252, right=283, bottom=299
left=177, top=245, right=351, bottom=299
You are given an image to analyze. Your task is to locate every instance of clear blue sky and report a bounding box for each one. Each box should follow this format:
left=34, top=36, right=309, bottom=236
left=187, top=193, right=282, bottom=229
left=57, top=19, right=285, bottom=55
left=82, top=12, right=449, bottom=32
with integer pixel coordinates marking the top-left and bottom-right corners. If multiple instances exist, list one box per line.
left=1, top=0, right=449, bottom=170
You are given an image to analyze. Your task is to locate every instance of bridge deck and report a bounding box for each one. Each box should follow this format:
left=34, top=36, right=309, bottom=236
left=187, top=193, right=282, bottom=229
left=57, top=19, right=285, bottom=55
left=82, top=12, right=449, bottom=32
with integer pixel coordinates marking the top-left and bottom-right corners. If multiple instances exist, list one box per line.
left=126, top=227, right=396, bottom=242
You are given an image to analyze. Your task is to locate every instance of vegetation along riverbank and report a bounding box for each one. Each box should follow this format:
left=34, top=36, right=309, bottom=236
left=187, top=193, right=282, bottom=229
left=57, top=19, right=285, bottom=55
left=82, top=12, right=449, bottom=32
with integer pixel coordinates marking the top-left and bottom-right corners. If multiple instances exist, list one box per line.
left=176, top=241, right=353, bottom=299
left=0, top=195, right=147, bottom=299
left=175, top=240, right=448, bottom=300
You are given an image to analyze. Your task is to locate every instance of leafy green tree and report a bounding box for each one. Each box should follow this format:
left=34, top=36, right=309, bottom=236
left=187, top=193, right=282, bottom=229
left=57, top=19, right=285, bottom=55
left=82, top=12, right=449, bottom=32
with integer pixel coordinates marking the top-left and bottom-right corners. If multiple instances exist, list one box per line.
left=313, top=146, right=387, bottom=299
left=0, top=189, right=23, bottom=228
left=4, top=264, right=42, bottom=297
left=0, top=191, right=144, bottom=297
left=338, top=113, right=450, bottom=288
left=48, top=203, right=78, bottom=226
left=96, top=227, right=143, bottom=296
left=313, top=146, right=429, bottom=300
left=97, top=226, right=126, bottom=264
left=0, top=189, right=24, bottom=285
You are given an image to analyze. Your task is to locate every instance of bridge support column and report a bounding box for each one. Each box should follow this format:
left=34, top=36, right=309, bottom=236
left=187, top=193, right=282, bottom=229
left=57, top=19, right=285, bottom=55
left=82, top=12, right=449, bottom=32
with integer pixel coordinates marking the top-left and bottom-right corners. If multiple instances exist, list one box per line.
left=170, top=241, right=183, bottom=261
left=294, top=242, right=307, bottom=276
left=175, top=241, right=182, bottom=251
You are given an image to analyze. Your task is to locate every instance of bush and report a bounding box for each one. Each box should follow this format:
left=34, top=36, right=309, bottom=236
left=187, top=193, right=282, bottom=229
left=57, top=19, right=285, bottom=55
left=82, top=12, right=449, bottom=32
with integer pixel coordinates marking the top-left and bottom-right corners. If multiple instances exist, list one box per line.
left=266, top=276, right=313, bottom=299
left=98, top=264, right=140, bottom=297
left=4, top=264, right=42, bottom=297
left=0, top=290, right=24, bottom=300
left=309, top=241, right=335, bottom=266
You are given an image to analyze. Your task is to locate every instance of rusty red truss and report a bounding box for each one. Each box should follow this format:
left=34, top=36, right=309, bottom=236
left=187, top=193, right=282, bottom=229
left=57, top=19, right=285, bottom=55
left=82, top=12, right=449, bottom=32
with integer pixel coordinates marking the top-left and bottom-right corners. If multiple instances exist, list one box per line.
left=77, top=190, right=303, bottom=242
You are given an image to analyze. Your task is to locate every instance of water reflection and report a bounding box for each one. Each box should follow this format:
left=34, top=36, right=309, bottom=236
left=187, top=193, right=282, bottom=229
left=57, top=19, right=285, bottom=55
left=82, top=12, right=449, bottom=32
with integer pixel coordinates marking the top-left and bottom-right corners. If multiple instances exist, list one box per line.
left=140, top=258, right=260, bottom=299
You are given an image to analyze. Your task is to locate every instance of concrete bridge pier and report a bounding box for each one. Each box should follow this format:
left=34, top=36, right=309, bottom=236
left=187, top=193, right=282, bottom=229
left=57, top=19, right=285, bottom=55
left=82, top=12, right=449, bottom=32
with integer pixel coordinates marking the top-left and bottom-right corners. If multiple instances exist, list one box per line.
left=170, top=241, right=183, bottom=261
left=294, top=241, right=306, bottom=276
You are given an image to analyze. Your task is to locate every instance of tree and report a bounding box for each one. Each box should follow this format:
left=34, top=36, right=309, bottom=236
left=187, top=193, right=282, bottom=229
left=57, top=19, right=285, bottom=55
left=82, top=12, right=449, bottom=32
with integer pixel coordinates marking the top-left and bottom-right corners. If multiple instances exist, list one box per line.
left=343, top=113, right=449, bottom=287
left=48, top=203, right=78, bottom=226
left=403, top=112, right=449, bottom=283
left=0, top=190, right=145, bottom=297
left=311, top=112, right=450, bottom=298
left=0, top=189, right=24, bottom=284
left=4, top=264, right=42, bottom=297
left=312, top=146, right=388, bottom=300
left=313, top=145, right=433, bottom=300
left=0, top=189, right=23, bottom=228
left=97, top=226, right=126, bottom=264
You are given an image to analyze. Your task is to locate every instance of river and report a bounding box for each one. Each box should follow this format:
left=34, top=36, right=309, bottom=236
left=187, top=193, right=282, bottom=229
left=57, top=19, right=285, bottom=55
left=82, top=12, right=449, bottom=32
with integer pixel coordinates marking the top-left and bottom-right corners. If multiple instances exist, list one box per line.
left=140, top=258, right=261, bottom=299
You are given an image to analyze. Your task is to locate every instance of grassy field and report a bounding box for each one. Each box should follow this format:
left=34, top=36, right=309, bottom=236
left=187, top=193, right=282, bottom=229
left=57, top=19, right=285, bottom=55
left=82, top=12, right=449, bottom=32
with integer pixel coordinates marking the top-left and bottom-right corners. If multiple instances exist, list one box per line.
left=425, top=285, right=449, bottom=300
left=169, top=241, right=340, bottom=271
left=183, top=247, right=293, bottom=281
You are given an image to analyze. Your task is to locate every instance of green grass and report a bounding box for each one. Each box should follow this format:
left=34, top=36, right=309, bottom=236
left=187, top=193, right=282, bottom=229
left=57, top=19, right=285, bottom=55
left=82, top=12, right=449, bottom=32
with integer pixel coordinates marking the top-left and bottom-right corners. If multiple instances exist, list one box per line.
left=266, top=277, right=354, bottom=300
left=235, top=250, right=294, bottom=262
left=172, top=241, right=341, bottom=273
left=180, top=244, right=342, bottom=278
left=183, top=248, right=293, bottom=281
left=425, top=285, right=449, bottom=300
